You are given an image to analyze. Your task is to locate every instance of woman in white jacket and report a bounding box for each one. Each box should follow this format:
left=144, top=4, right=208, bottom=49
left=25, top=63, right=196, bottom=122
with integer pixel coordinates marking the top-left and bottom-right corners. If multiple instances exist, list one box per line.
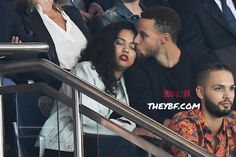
left=39, top=21, right=137, bottom=152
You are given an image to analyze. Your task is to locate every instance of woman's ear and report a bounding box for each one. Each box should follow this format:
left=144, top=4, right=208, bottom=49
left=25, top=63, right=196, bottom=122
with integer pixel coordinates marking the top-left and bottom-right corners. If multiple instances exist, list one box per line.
left=196, top=86, right=204, bottom=99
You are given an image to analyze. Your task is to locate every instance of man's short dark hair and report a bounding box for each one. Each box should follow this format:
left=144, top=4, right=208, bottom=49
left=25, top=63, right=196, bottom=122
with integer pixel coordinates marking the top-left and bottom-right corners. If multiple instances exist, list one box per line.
left=196, top=62, right=234, bottom=86
left=141, top=6, right=181, bottom=43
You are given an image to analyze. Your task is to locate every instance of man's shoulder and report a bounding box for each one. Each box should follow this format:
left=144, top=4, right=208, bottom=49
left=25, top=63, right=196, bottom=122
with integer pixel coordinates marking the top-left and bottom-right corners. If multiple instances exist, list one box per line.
left=226, top=111, right=236, bottom=122
left=102, top=6, right=120, bottom=19
left=168, top=110, right=202, bottom=136
left=170, top=109, right=200, bottom=125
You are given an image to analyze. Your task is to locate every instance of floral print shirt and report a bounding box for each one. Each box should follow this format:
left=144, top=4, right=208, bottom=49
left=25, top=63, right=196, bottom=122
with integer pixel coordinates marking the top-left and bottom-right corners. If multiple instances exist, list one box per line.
left=168, top=109, right=236, bottom=157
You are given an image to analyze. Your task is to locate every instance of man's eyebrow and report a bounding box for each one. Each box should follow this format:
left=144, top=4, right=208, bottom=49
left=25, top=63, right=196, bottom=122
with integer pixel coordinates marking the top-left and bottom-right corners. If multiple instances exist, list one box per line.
left=139, top=30, right=148, bottom=37
left=212, top=84, right=236, bottom=87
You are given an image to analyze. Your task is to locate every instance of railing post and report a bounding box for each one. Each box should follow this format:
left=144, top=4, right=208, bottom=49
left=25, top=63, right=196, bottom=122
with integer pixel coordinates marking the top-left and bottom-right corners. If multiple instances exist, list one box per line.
left=0, top=77, right=4, bottom=157
left=72, top=89, right=84, bottom=157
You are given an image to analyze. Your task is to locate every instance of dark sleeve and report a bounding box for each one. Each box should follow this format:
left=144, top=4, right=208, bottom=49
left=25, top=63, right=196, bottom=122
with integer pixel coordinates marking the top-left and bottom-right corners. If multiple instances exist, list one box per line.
left=125, top=63, right=158, bottom=122
left=0, top=0, right=30, bottom=42
left=170, top=0, right=212, bottom=57
left=64, top=5, right=90, bottom=38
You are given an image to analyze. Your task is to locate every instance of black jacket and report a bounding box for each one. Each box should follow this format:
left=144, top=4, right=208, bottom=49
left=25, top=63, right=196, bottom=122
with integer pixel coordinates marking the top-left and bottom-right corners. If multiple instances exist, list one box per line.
left=0, top=0, right=29, bottom=42
left=170, top=0, right=236, bottom=55
left=170, top=0, right=236, bottom=78
left=17, top=5, right=89, bottom=65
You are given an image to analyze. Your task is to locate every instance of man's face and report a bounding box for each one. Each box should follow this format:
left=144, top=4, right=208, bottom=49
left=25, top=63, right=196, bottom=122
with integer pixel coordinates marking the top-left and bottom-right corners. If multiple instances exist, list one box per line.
left=134, top=18, right=162, bottom=59
left=198, top=70, right=235, bottom=117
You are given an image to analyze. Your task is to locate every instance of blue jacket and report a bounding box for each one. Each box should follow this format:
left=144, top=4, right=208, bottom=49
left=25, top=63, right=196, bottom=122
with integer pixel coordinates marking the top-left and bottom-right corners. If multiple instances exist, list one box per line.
left=99, top=0, right=145, bottom=28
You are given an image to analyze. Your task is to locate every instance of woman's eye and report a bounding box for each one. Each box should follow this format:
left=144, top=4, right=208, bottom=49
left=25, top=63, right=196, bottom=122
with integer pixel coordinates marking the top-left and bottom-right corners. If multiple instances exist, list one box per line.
left=115, top=40, right=124, bottom=45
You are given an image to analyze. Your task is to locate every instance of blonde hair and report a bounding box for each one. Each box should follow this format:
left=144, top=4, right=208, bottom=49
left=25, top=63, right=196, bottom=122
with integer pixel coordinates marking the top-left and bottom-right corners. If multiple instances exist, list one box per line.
left=11, top=0, right=65, bottom=12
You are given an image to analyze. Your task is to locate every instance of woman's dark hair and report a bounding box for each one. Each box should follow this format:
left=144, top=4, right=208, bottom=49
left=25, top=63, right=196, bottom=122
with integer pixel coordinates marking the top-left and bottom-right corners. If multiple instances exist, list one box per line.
left=79, top=21, right=137, bottom=96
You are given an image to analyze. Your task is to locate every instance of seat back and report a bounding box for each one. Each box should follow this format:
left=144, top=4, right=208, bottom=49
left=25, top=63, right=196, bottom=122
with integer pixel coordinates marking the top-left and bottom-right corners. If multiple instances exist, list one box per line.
left=15, top=92, right=50, bottom=157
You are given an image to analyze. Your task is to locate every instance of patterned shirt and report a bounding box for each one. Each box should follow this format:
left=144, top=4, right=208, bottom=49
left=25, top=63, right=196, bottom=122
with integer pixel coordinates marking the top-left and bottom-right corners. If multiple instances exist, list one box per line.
left=168, top=109, right=236, bottom=157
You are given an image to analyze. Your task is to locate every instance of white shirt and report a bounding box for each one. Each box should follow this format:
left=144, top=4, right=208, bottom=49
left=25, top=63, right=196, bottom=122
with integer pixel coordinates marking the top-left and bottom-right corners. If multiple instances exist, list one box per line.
left=36, top=4, right=87, bottom=70
left=215, top=0, right=236, bottom=19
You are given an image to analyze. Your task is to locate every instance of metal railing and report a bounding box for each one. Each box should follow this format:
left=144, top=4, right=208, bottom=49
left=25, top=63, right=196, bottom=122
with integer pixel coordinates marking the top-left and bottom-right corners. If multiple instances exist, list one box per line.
left=0, top=43, right=49, bottom=157
left=0, top=42, right=49, bottom=54
left=0, top=43, right=215, bottom=157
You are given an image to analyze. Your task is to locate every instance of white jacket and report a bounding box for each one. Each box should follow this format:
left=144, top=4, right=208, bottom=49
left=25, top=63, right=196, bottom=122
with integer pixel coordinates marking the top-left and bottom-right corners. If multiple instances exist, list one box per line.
left=39, top=61, right=136, bottom=151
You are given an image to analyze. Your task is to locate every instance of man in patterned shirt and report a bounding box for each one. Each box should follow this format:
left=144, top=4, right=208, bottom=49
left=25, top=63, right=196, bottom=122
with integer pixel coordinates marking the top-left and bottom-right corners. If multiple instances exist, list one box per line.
left=169, top=63, right=236, bottom=157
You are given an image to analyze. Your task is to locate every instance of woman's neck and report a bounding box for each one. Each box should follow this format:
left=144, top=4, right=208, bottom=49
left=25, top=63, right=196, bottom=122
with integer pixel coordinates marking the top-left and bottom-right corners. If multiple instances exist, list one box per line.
left=35, top=1, right=53, bottom=12
left=114, top=70, right=123, bottom=80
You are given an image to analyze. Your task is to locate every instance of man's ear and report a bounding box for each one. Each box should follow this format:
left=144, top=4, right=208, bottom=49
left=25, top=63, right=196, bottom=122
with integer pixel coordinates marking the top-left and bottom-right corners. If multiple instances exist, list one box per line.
left=196, top=86, right=204, bottom=99
left=161, top=33, right=170, bottom=45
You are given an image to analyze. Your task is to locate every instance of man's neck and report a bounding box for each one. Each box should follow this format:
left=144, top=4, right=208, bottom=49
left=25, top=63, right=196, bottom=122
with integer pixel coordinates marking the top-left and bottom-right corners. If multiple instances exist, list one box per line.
left=154, top=44, right=181, bottom=68
left=203, top=109, right=224, bottom=137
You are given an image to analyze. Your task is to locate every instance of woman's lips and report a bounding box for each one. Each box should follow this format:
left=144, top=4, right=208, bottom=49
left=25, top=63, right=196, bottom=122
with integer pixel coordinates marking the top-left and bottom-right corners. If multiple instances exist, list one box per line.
left=119, top=54, right=129, bottom=62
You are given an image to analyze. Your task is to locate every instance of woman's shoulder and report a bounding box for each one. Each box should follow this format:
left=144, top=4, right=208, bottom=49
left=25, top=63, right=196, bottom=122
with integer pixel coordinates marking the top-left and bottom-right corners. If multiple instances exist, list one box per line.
left=74, top=61, right=92, bottom=70
left=73, top=61, right=91, bottom=71
left=73, top=61, right=97, bottom=78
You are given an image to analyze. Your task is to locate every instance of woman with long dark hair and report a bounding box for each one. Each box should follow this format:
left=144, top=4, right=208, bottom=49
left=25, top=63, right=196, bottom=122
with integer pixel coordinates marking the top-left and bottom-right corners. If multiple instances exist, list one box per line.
left=40, top=21, right=137, bottom=152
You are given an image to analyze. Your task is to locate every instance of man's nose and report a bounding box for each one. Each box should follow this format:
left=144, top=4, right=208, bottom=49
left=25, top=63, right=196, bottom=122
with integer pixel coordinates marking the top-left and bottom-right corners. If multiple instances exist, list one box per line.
left=223, top=90, right=232, bottom=100
left=134, top=34, right=140, bottom=44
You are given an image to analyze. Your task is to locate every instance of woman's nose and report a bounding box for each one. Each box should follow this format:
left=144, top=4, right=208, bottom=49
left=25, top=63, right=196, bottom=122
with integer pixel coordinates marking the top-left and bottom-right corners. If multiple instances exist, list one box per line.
left=122, top=45, right=129, bottom=53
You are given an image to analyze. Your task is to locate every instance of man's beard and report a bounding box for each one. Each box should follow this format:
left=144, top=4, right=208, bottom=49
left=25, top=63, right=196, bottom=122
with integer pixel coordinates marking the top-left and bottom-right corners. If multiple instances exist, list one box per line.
left=135, top=47, right=156, bottom=62
left=205, top=95, right=232, bottom=117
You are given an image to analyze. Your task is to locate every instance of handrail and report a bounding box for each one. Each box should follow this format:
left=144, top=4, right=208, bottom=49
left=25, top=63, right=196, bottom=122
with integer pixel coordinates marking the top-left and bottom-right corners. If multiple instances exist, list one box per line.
left=0, top=42, right=49, bottom=55
left=0, top=59, right=215, bottom=157
left=0, top=81, right=172, bottom=157
left=80, top=105, right=172, bottom=157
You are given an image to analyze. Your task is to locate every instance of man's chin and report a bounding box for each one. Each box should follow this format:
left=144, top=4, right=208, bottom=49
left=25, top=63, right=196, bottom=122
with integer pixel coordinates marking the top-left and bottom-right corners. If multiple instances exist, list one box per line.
left=136, top=52, right=147, bottom=61
left=220, top=107, right=232, bottom=113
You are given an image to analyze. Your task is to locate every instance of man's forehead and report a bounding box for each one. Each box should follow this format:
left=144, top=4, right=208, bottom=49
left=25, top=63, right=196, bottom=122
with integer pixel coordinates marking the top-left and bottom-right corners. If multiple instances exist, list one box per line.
left=206, top=70, right=235, bottom=86
left=137, top=18, right=156, bottom=28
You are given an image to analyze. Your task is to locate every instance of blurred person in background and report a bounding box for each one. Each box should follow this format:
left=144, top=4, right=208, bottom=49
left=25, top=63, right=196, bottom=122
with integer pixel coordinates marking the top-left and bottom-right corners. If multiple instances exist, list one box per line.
left=11, top=0, right=89, bottom=88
